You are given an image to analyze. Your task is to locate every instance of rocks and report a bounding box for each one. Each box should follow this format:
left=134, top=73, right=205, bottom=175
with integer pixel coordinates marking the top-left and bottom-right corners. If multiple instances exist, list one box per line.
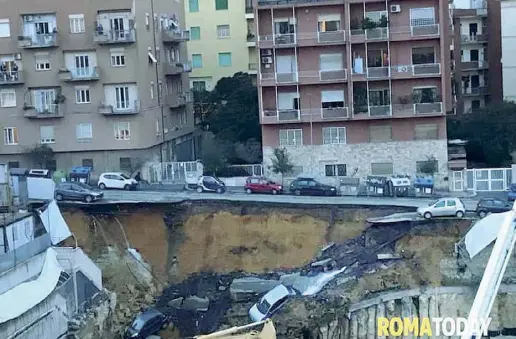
left=126, top=284, right=136, bottom=294
left=168, top=297, right=184, bottom=309
left=182, top=296, right=210, bottom=312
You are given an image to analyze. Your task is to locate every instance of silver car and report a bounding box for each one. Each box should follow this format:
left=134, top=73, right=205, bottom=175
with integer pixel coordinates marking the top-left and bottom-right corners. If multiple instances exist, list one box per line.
left=417, top=198, right=466, bottom=219
left=249, top=284, right=297, bottom=322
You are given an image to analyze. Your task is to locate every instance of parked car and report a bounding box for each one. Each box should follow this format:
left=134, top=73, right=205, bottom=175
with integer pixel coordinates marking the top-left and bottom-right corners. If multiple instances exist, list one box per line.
left=249, top=284, right=297, bottom=322
left=417, top=197, right=466, bottom=219
left=98, top=172, right=138, bottom=190
left=55, top=182, right=103, bottom=203
left=196, top=175, right=226, bottom=193
left=476, top=197, right=513, bottom=218
left=124, top=308, right=169, bottom=339
left=245, top=176, right=283, bottom=195
left=289, top=177, right=338, bottom=196
left=508, top=184, right=516, bottom=201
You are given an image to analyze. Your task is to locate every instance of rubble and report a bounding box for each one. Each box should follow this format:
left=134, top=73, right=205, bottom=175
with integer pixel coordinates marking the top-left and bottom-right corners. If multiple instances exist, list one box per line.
left=230, top=277, right=281, bottom=302
left=183, top=296, right=210, bottom=312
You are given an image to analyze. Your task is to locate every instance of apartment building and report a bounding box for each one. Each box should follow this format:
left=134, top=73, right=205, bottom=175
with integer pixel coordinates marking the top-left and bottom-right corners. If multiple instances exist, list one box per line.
left=0, top=0, right=196, bottom=174
left=502, top=0, right=516, bottom=102
left=185, top=0, right=258, bottom=91
left=450, top=0, right=502, bottom=114
left=255, top=0, right=452, bottom=187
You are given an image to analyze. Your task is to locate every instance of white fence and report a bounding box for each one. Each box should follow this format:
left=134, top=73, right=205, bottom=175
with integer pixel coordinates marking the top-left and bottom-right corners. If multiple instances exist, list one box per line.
left=451, top=168, right=512, bottom=192
left=146, top=161, right=203, bottom=185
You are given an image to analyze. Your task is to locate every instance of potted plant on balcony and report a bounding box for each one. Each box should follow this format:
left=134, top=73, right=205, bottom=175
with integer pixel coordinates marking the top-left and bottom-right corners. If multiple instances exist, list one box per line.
left=378, top=15, right=388, bottom=28
left=361, top=17, right=378, bottom=30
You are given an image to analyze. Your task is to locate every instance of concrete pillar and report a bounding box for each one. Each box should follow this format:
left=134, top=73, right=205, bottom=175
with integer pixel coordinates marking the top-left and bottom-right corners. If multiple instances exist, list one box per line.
left=357, top=309, right=368, bottom=339
left=401, top=297, right=414, bottom=339
left=385, top=300, right=397, bottom=339
left=377, top=303, right=386, bottom=339
left=350, top=312, right=359, bottom=339
left=367, top=306, right=376, bottom=339
left=428, top=295, right=443, bottom=339
left=437, top=294, right=459, bottom=339
left=489, top=297, right=502, bottom=333
left=419, top=295, right=430, bottom=339
left=501, top=293, right=516, bottom=328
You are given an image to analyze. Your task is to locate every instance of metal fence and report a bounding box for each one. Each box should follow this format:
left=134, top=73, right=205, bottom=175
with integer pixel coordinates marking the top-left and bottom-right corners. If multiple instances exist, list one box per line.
left=228, top=164, right=264, bottom=177
left=453, top=168, right=512, bottom=192
left=147, top=161, right=203, bottom=184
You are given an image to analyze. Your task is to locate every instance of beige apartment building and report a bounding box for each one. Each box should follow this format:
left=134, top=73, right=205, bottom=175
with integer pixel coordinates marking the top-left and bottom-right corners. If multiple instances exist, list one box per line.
left=255, top=0, right=452, bottom=188
left=0, top=0, right=196, bottom=174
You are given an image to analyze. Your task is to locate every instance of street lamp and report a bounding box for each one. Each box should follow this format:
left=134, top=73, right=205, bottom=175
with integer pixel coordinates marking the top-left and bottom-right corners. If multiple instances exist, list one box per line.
left=308, top=93, right=313, bottom=146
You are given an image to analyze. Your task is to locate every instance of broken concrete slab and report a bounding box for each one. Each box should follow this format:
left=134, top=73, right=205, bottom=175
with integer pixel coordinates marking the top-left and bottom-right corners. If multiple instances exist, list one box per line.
left=229, top=277, right=281, bottom=302
left=377, top=253, right=401, bottom=260
left=168, top=297, right=183, bottom=309
left=182, top=296, right=210, bottom=312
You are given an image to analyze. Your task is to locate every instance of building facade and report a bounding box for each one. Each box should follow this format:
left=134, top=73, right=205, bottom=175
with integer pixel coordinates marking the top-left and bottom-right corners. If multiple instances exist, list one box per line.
left=502, top=0, right=516, bottom=102
left=255, top=0, right=452, bottom=187
left=450, top=0, right=502, bottom=114
left=0, top=0, right=196, bottom=175
left=185, top=0, right=258, bottom=91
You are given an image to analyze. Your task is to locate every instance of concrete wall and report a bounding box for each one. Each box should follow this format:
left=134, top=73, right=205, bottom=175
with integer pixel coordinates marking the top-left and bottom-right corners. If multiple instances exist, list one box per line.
left=0, top=249, right=46, bottom=294
left=0, top=234, right=50, bottom=276
left=502, top=0, right=516, bottom=102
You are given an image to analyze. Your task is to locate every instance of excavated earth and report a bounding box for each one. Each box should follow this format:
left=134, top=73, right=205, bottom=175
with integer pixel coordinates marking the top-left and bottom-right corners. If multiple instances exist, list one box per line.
left=60, top=201, right=473, bottom=338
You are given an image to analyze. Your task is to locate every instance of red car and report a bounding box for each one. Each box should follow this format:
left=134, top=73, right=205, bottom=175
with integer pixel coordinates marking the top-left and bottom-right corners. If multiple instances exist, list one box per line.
left=245, top=176, right=283, bottom=195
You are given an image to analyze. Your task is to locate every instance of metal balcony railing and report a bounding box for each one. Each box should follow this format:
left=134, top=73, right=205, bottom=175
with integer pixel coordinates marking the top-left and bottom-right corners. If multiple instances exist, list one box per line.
left=461, top=34, right=487, bottom=43
left=99, top=100, right=141, bottom=114
left=278, top=109, right=300, bottom=121
left=365, top=27, right=388, bottom=40
left=367, top=67, right=390, bottom=79
left=0, top=71, right=24, bottom=85
left=368, top=105, right=392, bottom=117
left=162, top=29, right=190, bottom=43
left=412, top=63, right=441, bottom=75
left=319, top=69, right=346, bottom=81
left=322, top=107, right=348, bottom=119
left=317, top=30, right=346, bottom=43
left=18, top=33, right=58, bottom=48
left=410, top=24, right=439, bottom=37
left=94, top=29, right=136, bottom=44
left=276, top=72, right=298, bottom=83
left=60, top=67, right=99, bottom=81
left=414, top=102, right=443, bottom=114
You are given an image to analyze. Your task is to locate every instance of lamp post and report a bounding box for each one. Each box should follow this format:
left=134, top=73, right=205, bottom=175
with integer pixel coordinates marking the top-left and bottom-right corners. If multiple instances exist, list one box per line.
left=309, top=93, right=313, bottom=146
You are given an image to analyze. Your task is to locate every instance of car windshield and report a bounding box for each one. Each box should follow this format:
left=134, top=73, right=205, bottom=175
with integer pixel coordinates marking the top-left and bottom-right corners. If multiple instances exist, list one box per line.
left=131, top=317, right=145, bottom=330
left=257, top=299, right=271, bottom=314
left=120, top=174, right=131, bottom=180
left=76, top=183, right=93, bottom=190
left=268, top=180, right=276, bottom=184
left=428, top=199, right=439, bottom=206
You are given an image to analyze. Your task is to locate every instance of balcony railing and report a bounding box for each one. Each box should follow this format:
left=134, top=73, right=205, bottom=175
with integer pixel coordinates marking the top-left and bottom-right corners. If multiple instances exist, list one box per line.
left=257, top=0, right=345, bottom=6
left=412, top=63, right=441, bottom=75
left=162, top=29, right=190, bottom=43
left=93, top=29, right=136, bottom=44
left=414, top=102, right=443, bottom=114
left=0, top=71, right=24, bottom=85
left=368, top=105, right=392, bottom=117
left=462, top=86, right=488, bottom=96
left=365, top=27, right=388, bottom=40
left=276, top=72, right=298, bottom=83
left=461, top=34, right=487, bottom=43
left=165, top=92, right=192, bottom=108
left=461, top=60, right=488, bottom=70
left=18, top=33, right=58, bottom=48
left=274, top=33, right=296, bottom=45
left=59, top=67, right=99, bottom=81
left=24, top=104, right=63, bottom=118
left=319, top=69, right=347, bottom=81
left=245, top=6, right=254, bottom=13
left=99, top=100, right=140, bottom=115
left=322, top=107, right=349, bottom=119
left=317, top=30, right=346, bottom=43
left=367, top=67, right=390, bottom=79
left=262, top=109, right=300, bottom=122
left=410, top=24, right=439, bottom=37
left=164, top=62, right=192, bottom=75
left=249, top=63, right=258, bottom=71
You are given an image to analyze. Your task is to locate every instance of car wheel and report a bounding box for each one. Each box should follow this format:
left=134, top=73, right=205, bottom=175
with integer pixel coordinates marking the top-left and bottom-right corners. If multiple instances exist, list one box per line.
left=271, top=189, right=278, bottom=195
left=124, top=184, right=131, bottom=191
left=99, top=183, right=106, bottom=190
left=424, top=212, right=432, bottom=219
left=84, top=195, right=93, bottom=203
left=216, top=187, right=223, bottom=194
left=246, top=188, right=252, bottom=194
left=196, top=187, right=203, bottom=193
left=479, top=210, right=487, bottom=218
left=294, top=190, right=301, bottom=196
left=55, top=194, right=63, bottom=201
left=456, top=210, right=465, bottom=218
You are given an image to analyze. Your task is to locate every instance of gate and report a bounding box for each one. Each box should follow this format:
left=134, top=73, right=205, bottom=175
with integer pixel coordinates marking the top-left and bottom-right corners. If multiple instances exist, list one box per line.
left=458, top=168, right=512, bottom=192
left=452, top=171, right=464, bottom=191
left=147, top=161, right=203, bottom=185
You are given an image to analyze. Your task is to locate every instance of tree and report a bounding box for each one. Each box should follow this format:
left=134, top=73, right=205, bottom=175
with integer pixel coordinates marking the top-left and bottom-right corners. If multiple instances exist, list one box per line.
left=234, top=138, right=262, bottom=164
left=270, top=148, right=294, bottom=185
left=448, top=101, right=516, bottom=167
left=418, top=156, right=438, bottom=176
left=200, top=134, right=230, bottom=175
left=25, top=144, right=54, bottom=169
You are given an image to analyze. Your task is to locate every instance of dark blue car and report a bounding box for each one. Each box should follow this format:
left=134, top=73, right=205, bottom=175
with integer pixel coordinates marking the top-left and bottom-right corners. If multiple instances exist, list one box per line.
left=508, top=184, right=516, bottom=201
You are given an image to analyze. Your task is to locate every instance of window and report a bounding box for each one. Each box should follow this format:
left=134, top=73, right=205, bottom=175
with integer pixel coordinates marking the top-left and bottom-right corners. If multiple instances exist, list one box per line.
left=218, top=52, right=232, bottom=67
left=276, top=55, right=297, bottom=73
left=472, top=100, right=481, bottom=110
left=318, top=14, right=341, bottom=32
left=120, top=157, right=132, bottom=171
left=369, top=125, right=392, bottom=142
left=215, top=0, right=228, bottom=10
left=279, top=129, right=302, bottom=146
left=446, top=200, right=456, bottom=207
left=0, top=89, right=16, bottom=107
left=416, top=159, right=438, bottom=174
left=323, top=127, right=346, bottom=144
left=412, top=87, right=438, bottom=103
left=319, top=54, right=343, bottom=71
left=82, top=159, right=94, bottom=169
left=278, top=92, right=299, bottom=110
left=40, top=126, right=55, bottom=144
left=409, top=7, right=436, bottom=26
left=75, top=86, right=91, bottom=104
left=69, top=14, right=85, bottom=33
left=191, top=26, right=201, bottom=40
left=110, top=49, right=126, bottom=67
left=434, top=200, right=445, bottom=208
left=115, top=86, right=130, bottom=109
left=217, top=25, right=230, bottom=38
left=371, top=162, right=393, bottom=176
left=114, top=122, right=131, bottom=140
left=325, top=164, right=346, bottom=177
left=414, top=124, right=438, bottom=140
left=8, top=161, right=19, bottom=168
left=369, top=89, right=390, bottom=106
left=76, top=123, right=93, bottom=140
left=192, top=81, right=206, bottom=91
left=412, top=47, right=435, bottom=64
left=35, top=53, right=50, bottom=70
left=321, top=90, right=345, bottom=109
left=3, top=127, right=18, bottom=145
left=0, top=19, right=10, bottom=37
left=189, top=0, right=199, bottom=12
left=274, top=19, right=295, bottom=35
left=180, top=110, right=187, bottom=124
left=192, top=54, right=203, bottom=68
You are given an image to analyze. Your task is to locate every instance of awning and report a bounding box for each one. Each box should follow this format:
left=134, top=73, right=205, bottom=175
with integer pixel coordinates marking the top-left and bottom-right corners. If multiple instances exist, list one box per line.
left=39, top=200, right=72, bottom=245
left=148, top=51, right=157, bottom=63
left=465, top=212, right=507, bottom=258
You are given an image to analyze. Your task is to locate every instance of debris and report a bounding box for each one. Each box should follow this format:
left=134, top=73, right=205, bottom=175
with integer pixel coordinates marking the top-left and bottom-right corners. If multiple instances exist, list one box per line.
left=168, top=297, right=184, bottom=309
left=126, top=284, right=136, bottom=294
left=182, top=296, right=210, bottom=312
left=317, top=243, right=336, bottom=258
left=230, top=277, right=281, bottom=302
left=377, top=253, right=401, bottom=260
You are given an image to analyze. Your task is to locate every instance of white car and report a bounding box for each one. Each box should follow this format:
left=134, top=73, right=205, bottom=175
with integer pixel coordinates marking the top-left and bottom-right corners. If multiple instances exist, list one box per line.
left=98, top=172, right=138, bottom=190
left=417, top=197, right=466, bottom=219
left=249, top=284, right=297, bottom=322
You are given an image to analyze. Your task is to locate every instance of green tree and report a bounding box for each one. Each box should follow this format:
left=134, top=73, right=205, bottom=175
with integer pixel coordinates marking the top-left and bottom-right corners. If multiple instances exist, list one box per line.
left=447, top=101, right=516, bottom=167
left=200, top=134, right=230, bottom=175
left=270, top=148, right=294, bottom=185
left=418, top=156, right=438, bottom=176
left=25, top=144, right=54, bottom=169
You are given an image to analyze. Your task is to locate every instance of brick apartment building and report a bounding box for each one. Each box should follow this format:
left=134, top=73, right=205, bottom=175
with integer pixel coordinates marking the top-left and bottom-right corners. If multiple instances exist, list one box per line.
left=254, top=0, right=452, bottom=187
left=0, top=0, right=196, bottom=174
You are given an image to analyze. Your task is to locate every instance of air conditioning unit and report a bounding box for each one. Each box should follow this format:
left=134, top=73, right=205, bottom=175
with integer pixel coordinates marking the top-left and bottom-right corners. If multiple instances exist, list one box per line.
left=262, top=56, right=273, bottom=64
left=398, top=65, right=409, bottom=72
left=390, top=5, right=401, bottom=13
left=24, top=15, right=34, bottom=22
left=264, top=63, right=271, bottom=69
left=262, top=49, right=272, bottom=56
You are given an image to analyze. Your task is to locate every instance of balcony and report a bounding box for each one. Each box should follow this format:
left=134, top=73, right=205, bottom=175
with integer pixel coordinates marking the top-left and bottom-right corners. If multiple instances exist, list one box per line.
left=0, top=71, right=24, bottom=86
left=322, top=107, right=349, bottom=119
left=262, top=109, right=300, bottom=123
left=276, top=72, right=298, bottom=83
left=365, top=27, right=388, bottom=40
left=59, top=67, right=99, bottom=82
left=317, top=30, right=346, bottom=43
left=165, top=92, right=192, bottom=108
left=414, top=102, right=443, bottom=114
left=367, top=67, right=390, bottom=79
left=24, top=104, right=63, bottom=119
left=18, top=33, right=58, bottom=48
left=248, top=63, right=258, bottom=74
left=164, top=62, right=192, bottom=76
left=99, top=100, right=140, bottom=115
left=412, top=63, right=441, bottom=76
left=462, top=86, right=488, bottom=96
left=93, top=29, right=136, bottom=44
left=320, top=69, right=347, bottom=81
left=247, top=34, right=257, bottom=47
left=257, top=0, right=345, bottom=7
left=410, top=24, right=439, bottom=37
left=368, top=105, right=392, bottom=117
left=461, top=34, right=487, bottom=44
left=162, top=29, right=190, bottom=43
left=461, top=60, right=488, bottom=70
